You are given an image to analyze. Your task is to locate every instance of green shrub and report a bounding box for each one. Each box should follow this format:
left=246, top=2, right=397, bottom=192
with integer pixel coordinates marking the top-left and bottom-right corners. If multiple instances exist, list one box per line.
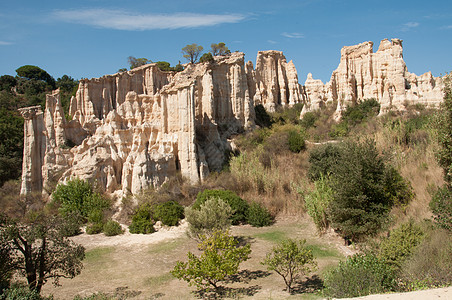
left=384, top=167, right=415, bottom=207
left=308, top=143, right=342, bottom=181
left=323, top=253, right=396, bottom=298
left=287, top=129, right=306, bottom=153
left=377, top=221, right=425, bottom=272
left=1, top=283, right=53, bottom=300
left=52, top=178, right=110, bottom=220
left=300, top=111, right=318, bottom=129
left=129, top=203, right=155, bottom=234
left=246, top=202, right=273, bottom=227
left=262, top=239, right=317, bottom=293
left=185, top=197, right=232, bottom=239
left=86, top=223, right=103, bottom=235
left=194, top=190, right=248, bottom=225
left=103, top=220, right=123, bottom=236
left=199, top=52, right=214, bottom=63
left=401, top=228, right=452, bottom=288
left=430, top=186, right=452, bottom=231
left=58, top=212, right=83, bottom=237
left=154, top=201, right=184, bottom=226
left=172, top=230, right=251, bottom=290
left=304, top=175, right=332, bottom=233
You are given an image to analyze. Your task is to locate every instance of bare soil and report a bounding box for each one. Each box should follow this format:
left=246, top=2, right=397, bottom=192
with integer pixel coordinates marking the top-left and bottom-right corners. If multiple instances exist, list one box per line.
left=41, top=216, right=449, bottom=300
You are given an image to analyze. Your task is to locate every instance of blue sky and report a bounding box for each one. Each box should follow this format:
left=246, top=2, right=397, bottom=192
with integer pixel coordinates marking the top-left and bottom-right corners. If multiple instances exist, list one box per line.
left=1, top=0, right=451, bottom=83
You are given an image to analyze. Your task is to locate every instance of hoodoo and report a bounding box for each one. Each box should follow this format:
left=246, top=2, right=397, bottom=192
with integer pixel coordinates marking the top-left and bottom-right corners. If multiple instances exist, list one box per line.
left=19, top=41, right=445, bottom=198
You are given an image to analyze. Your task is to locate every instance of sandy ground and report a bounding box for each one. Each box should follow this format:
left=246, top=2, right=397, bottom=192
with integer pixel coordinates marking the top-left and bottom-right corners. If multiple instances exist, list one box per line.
left=71, top=220, right=189, bottom=249
left=338, top=286, right=451, bottom=300
left=61, top=220, right=450, bottom=300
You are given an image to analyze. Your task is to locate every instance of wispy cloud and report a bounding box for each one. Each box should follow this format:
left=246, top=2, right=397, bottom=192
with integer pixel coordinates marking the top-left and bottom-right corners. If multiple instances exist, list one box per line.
left=0, top=41, right=13, bottom=45
left=281, top=32, right=304, bottom=39
left=267, top=40, right=277, bottom=44
left=440, top=25, right=452, bottom=30
left=401, top=22, right=419, bottom=32
left=51, top=9, right=245, bottom=30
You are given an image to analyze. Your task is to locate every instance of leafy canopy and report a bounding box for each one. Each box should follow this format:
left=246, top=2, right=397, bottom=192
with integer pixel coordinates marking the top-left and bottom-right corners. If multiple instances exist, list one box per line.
left=182, top=44, right=203, bottom=64
left=262, top=239, right=317, bottom=293
left=171, top=230, right=251, bottom=289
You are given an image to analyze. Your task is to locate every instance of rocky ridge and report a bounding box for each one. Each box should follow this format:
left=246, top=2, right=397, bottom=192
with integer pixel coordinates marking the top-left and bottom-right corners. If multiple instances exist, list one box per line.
left=20, top=41, right=445, bottom=198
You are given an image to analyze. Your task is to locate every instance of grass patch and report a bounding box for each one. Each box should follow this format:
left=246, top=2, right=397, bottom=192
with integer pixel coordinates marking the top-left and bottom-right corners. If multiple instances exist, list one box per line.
left=147, top=238, right=186, bottom=254
left=84, top=247, right=115, bottom=263
left=146, top=272, right=174, bottom=287
left=306, top=244, right=341, bottom=258
left=253, top=230, right=287, bottom=243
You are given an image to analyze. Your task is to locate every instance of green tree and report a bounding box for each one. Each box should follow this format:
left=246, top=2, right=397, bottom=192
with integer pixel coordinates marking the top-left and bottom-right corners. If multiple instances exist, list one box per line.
left=128, top=56, right=151, bottom=69
left=171, top=230, right=251, bottom=290
left=0, top=75, right=17, bottom=92
left=182, top=44, right=203, bottom=64
left=210, top=42, right=230, bottom=56
left=56, top=75, right=78, bottom=93
left=0, top=213, right=85, bottom=294
left=304, top=175, right=333, bottom=233
left=328, top=140, right=391, bottom=242
left=262, top=239, right=317, bottom=293
left=199, top=52, right=214, bottom=63
left=155, top=61, right=171, bottom=71
left=16, top=65, right=55, bottom=89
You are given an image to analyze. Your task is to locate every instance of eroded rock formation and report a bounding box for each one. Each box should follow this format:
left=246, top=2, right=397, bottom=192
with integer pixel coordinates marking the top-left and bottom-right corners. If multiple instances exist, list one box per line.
left=301, top=38, right=444, bottom=118
left=20, top=42, right=444, bottom=198
left=20, top=51, right=303, bottom=198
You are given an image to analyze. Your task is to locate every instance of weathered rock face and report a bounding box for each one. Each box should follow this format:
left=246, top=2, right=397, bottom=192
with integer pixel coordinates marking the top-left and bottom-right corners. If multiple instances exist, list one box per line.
left=301, top=39, right=444, bottom=118
left=247, top=51, right=304, bottom=112
left=21, top=52, right=292, bottom=198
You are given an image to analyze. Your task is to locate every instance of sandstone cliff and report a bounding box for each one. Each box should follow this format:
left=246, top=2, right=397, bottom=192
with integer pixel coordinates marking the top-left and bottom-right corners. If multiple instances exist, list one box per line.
left=20, top=51, right=300, bottom=198
left=301, top=38, right=444, bottom=118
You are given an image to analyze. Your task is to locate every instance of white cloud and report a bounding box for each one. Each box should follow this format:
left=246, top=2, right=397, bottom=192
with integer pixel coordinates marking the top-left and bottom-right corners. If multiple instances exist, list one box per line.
left=267, top=40, right=277, bottom=44
left=281, top=32, right=304, bottom=39
left=51, top=9, right=246, bottom=30
left=401, top=22, right=419, bottom=32
left=0, top=41, right=13, bottom=45
left=441, top=25, right=452, bottom=29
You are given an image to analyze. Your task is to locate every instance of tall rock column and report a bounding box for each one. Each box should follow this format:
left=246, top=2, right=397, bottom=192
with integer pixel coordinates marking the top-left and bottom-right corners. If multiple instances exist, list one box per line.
left=18, top=106, right=46, bottom=195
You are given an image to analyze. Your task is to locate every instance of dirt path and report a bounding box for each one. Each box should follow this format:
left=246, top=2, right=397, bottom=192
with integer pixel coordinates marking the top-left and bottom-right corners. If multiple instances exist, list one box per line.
left=337, top=286, right=451, bottom=300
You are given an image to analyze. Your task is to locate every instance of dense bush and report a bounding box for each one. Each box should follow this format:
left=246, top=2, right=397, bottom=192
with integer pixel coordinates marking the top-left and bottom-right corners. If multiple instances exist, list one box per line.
left=0, top=283, right=52, bottom=300
left=383, top=167, right=415, bottom=207
left=185, top=197, right=232, bottom=239
left=300, top=111, right=318, bottom=129
left=304, top=175, right=332, bottom=233
left=430, top=186, right=452, bottom=231
left=199, top=52, right=214, bottom=63
left=287, top=129, right=306, bottom=153
left=103, top=220, right=123, bottom=236
left=377, top=221, right=425, bottom=272
left=401, top=228, right=452, bottom=288
left=86, top=223, right=103, bottom=235
left=323, top=253, right=396, bottom=298
left=246, top=202, right=273, bottom=227
left=52, top=179, right=110, bottom=220
left=129, top=203, right=155, bottom=234
left=194, top=189, right=248, bottom=225
left=58, top=212, right=83, bottom=237
left=154, top=201, right=184, bottom=226
left=307, top=143, right=342, bottom=181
